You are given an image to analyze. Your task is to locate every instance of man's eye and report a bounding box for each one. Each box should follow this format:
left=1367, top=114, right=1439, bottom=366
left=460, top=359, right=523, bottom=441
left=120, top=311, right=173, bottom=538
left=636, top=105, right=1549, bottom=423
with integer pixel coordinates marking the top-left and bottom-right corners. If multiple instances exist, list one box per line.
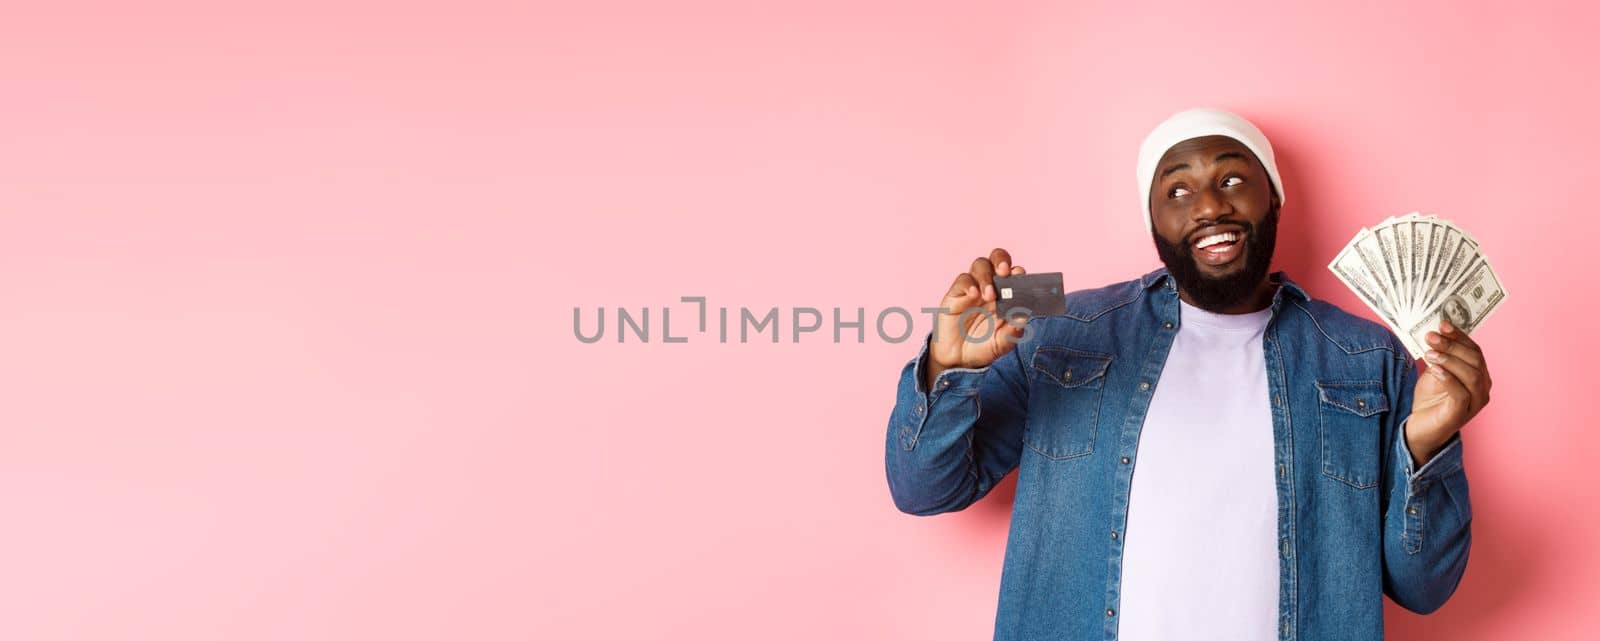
left=1222, top=176, right=1244, bottom=187
left=1169, top=186, right=1191, bottom=198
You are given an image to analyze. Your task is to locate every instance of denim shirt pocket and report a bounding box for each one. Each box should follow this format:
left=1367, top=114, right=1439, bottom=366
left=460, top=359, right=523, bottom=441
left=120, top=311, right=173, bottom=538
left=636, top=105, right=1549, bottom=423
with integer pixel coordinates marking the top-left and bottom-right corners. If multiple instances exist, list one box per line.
left=1315, top=379, right=1389, bottom=489
left=1024, top=347, right=1112, bottom=461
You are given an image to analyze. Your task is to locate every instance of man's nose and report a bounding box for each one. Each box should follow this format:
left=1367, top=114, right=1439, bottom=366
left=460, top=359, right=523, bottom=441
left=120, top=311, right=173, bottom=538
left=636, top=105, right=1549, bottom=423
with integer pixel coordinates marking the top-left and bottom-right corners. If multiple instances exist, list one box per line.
left=1191, top=186, right=1232, bottom=223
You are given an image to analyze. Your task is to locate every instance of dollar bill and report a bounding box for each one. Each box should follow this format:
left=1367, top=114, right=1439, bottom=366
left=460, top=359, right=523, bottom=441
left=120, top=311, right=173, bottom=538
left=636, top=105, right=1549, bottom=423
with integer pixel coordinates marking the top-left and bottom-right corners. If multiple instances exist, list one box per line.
left=1404, top=257, right=1506, bottom=352
left=1328, top=213, right=1505, bottom=360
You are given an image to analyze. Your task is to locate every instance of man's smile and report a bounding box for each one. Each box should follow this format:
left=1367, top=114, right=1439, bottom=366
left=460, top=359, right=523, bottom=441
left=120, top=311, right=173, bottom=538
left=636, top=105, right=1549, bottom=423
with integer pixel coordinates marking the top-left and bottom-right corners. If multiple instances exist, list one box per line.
left=1190, top=227, right=1247, bottom=267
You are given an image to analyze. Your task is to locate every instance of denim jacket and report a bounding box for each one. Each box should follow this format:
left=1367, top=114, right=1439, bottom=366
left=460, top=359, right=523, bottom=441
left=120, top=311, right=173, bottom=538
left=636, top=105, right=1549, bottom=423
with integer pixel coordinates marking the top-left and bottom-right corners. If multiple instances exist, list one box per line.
left=884, top=268, right=1470, bottom=641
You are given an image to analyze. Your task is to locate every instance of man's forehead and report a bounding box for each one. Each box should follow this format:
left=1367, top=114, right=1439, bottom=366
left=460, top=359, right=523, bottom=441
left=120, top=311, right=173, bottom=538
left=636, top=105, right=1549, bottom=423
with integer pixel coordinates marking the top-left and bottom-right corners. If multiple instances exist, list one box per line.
left=1156, top=135, right=1261, bottom=178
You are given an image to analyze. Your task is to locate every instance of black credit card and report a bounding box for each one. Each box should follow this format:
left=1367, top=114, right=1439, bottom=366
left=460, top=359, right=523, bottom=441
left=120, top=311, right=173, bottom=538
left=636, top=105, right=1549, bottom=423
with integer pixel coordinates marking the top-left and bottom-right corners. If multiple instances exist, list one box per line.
left=994, top=272, right=1066, bottom=320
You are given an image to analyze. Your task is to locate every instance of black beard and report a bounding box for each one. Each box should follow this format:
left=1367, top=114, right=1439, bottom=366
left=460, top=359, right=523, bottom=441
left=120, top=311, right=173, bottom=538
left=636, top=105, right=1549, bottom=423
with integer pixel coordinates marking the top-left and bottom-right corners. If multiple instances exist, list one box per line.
left=1152, top=204, right=1279, bottom=312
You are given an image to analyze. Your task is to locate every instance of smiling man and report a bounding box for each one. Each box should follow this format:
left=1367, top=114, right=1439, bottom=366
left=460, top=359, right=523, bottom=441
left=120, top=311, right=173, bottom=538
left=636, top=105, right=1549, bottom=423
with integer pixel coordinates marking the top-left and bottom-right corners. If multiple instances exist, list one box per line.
left=885, top=108, right=1486, bottom=640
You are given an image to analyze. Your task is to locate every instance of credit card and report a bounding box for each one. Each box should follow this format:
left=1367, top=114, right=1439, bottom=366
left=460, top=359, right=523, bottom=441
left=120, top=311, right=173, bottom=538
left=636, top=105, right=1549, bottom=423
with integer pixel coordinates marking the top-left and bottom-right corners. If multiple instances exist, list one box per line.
left=994, top=272, right=1066, bottom=320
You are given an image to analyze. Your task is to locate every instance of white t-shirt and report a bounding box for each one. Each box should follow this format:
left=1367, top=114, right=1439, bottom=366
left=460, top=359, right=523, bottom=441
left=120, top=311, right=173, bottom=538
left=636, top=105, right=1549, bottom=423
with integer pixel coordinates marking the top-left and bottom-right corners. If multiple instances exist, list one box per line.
left=1116, top=298, right=1279, bottom=641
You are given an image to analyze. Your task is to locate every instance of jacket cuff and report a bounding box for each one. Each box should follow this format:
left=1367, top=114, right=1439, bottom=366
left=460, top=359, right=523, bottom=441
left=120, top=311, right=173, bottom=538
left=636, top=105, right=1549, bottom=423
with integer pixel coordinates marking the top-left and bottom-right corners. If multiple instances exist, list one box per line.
left=894, top=334, right=991, bottom=452
left=1395, top=421, right=1467, bottom=555
left=1399, top=423, right=1464, bottom=489
left=911, top=333, right=991, bottom=398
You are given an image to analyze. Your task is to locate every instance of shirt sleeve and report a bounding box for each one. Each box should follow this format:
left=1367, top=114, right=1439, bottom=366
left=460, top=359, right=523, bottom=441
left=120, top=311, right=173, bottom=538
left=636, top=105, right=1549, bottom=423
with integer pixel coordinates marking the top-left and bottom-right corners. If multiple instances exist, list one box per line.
left=1381, top=357, right=1473, bottom=614
left=884, top=333, right=1029, bottom=516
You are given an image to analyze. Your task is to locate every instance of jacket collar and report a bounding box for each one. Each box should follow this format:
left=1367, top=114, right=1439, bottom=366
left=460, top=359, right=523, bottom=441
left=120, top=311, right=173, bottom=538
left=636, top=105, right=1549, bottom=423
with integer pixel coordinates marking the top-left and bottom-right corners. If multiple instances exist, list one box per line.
left=1139, top=266, right=1311, bottom=304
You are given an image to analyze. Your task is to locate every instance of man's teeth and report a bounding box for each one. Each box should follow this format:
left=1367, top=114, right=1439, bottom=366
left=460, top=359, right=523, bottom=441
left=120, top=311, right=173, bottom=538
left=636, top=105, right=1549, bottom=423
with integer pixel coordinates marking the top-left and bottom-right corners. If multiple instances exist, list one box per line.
left=1195, top=232, right=1240, bottom=249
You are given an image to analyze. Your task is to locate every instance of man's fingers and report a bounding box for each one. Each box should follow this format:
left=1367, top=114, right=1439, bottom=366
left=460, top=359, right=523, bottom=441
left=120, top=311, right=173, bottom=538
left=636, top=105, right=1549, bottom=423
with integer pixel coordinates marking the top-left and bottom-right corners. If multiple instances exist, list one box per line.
left=945, top=273, right=981, bottom=312
left=970, top=256, right=997, bottom=300
left=989, top=248, right=1013, bottom=276
left=1437, top=320, right=1491, bottom=397
left=1424, top=350, right=1483, bottom=389
left=1423, top=361, right=1477, bottom=408
left=935, top=274, right=982, bottom=353
left=1426, top=330, right=1485, bottom=369
left=1439, top=337, right=1485, bottom=369
left=1422, top=354, right=1489, bottom=412
left=1425, top=332, right=1483, bottom=368
left=936, top=252, right=1025, bottom=356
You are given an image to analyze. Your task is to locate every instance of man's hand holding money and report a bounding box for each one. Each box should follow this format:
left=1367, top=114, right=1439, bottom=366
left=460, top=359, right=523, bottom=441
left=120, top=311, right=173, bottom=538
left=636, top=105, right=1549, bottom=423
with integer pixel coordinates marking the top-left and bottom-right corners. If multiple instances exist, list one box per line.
left=1327, top=213, right=1504, bottom=467
left=1405, top=317, right=1492, bottom=467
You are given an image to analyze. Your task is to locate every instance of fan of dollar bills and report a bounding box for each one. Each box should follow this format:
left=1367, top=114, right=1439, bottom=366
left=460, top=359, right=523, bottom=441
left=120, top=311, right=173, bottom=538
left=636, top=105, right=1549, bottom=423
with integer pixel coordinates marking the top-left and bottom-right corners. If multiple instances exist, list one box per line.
left=1328, top=212, right=1507, bottom=359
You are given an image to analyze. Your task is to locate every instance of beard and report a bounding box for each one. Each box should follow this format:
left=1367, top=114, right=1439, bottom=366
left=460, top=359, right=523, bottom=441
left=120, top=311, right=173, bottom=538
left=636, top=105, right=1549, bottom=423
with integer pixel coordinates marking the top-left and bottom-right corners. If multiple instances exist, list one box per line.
left=1152, top=203, right=1279, bottom=312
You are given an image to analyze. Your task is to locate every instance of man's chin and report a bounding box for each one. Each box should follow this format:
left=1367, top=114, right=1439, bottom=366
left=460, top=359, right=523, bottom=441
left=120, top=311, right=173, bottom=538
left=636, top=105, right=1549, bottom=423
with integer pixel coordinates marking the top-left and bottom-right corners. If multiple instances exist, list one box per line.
left=1192, top=256, right=1248, bottom=279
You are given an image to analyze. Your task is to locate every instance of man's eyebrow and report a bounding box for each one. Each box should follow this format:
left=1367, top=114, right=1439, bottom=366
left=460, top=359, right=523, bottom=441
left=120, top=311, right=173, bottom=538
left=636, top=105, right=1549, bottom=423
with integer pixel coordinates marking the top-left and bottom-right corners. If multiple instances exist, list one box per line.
left=1214, top=151, right=1248, bottom=164
left=1158, top=151, right=1250, bottom=180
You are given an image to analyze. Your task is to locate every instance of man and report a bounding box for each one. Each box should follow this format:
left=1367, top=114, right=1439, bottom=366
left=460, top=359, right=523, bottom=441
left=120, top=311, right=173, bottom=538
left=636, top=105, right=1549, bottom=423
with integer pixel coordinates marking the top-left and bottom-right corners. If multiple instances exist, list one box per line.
left=884, top=108, right=1486, bottom=640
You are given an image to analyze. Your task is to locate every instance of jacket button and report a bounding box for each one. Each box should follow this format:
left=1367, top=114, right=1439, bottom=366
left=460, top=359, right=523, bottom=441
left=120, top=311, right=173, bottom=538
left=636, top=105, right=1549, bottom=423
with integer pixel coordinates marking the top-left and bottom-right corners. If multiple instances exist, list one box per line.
left=1163, top=322, right=1173, bottom=329
left=1121, top=456, right=1131, bottom=465
left=1139, top=382, right=1150, bottom=391
left=1407, top=506, right=1419, bottom=515
left=1357, top=399, right=1367, bottom=409
left=1110, top=530, right=1118, bottom=540
left=1107, top=608, right=1115, bottom=617
left=1063, top=369, right=1072, bottom=380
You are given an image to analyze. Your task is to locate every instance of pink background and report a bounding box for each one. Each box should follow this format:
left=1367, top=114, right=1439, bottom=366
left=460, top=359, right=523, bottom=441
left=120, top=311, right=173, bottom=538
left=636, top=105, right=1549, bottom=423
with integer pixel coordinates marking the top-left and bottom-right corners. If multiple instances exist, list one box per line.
left=1, top=1, right=1594, bottom=639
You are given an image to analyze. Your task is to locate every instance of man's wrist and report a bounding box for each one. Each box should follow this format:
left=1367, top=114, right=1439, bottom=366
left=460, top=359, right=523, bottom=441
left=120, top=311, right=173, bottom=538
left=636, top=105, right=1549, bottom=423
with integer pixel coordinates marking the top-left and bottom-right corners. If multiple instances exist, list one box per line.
left=1404, top=421, right=1449, bottom=468
left=924, top=359, right=948, bottom=391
